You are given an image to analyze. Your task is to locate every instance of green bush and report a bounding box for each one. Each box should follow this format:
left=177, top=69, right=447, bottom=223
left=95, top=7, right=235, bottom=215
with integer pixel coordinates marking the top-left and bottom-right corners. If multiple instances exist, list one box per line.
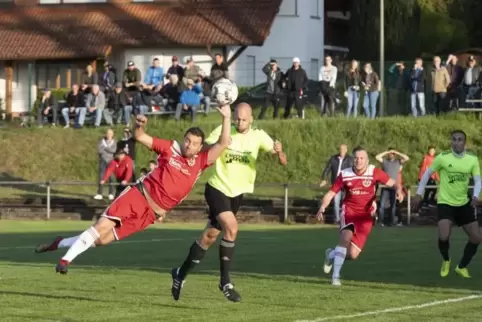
left=32, top=88, right=71, bottom=115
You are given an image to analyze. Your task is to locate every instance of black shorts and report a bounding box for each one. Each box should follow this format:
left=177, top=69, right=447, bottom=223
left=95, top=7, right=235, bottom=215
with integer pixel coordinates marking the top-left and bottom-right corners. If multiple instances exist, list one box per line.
left=204, top=183, right=243, bottom=231
left=437, top=202, right=477, bottom=226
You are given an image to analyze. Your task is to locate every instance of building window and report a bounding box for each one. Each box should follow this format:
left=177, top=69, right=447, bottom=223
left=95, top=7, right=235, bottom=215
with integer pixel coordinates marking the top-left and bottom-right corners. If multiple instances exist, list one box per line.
left=278, top=0, right=298, bottom=16
left=245, top=55, right=256, bottom=86
left=39, top=0, right=106, bottom=3
left=310, top=59, right=319, bottom=80
left=310, top=0, right=321, bottom=19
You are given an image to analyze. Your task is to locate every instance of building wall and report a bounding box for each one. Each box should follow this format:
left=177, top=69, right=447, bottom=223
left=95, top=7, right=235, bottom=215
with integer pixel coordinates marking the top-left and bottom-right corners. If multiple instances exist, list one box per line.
left=11, top=62, right=37, bottom=114
left=0, top=62, right=5, bottom=112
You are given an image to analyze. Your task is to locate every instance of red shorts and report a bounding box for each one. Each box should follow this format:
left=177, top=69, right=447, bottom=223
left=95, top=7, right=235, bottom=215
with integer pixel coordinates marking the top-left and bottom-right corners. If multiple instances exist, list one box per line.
left=101, top=186, right=156, bottom=240
left=339, top=213, right=373, bottom=251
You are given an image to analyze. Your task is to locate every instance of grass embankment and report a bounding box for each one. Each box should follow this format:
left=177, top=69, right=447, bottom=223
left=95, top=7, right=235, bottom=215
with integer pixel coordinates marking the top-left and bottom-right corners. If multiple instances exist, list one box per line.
left=1, top=110, right=481, bottom=200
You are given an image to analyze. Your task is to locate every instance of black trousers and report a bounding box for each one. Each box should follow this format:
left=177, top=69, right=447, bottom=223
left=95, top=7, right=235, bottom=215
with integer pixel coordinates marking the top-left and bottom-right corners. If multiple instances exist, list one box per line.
left=284, top=92, right=304, bottom=118
left=258, top=93, right=281, bottom=119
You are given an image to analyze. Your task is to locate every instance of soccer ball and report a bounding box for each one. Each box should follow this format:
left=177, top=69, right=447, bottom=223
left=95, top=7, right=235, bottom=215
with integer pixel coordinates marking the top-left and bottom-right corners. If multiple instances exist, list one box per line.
left=211, top=78, right=238, bottom=105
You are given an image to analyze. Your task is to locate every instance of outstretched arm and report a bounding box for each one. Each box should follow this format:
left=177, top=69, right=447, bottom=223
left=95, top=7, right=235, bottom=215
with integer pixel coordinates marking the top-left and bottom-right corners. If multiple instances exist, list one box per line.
left=133, top=115, right=153, bottom=150
left=206, top=105, right=232, bottom=165
left=375, top=151, right=390, bottom=163
left=272, top=140, right=288, bottom=166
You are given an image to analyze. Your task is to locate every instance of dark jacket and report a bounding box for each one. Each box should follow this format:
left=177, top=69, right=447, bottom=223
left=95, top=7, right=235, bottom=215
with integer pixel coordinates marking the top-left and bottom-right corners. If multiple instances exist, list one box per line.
left=262, top=63, right=283, bottom=95
left=388, top=64, right=409, bottom=90
left=210, top=63, right=229, bottom=83
left=117, top=137, right=136, bottom=161
left=285, top=66, right=309, bottom=92
left=344, top=69, right=361, bottom=90
left=362, top=72, right=380, bottom=92
left=65, top=91, right=86, bottom=108
left=445, top=64, right=464, bottom=90
left=107, top=90, right=129, bottom=110
left=40, top=95, right=58, bottom=109
left=322, top=154, right=354, bottom=184
left=100, top=71, right=117, bottom=91
left=122, top=68, right=142, bottom=86
left=410, top=67, right=425, bottom=93
left=160, top=83, right=182, bottom=103
left=463, top=66, right=482, bottom=86
left=167, top=65, right=185, bottom=80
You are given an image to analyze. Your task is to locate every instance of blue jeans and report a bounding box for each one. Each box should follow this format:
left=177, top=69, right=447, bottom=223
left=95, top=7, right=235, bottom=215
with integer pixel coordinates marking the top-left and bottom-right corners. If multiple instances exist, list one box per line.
left=175, top=103, right=199, bottom=122
left=333, top=191, right=343, bottom=222
left=346, top=88, right=360, bottom=118
left=379, top=188, right=396, bottom=225
left=363, top=91, right=379, bottom=119
left=79, top=107, right=103, bottom=127
left=202, top=96, right=211, bottom=113
left=62, top=106, right=88, bottom=126
left=410, top=92, right=426, bottom=117
left=124, top=105, right=148, bottom=124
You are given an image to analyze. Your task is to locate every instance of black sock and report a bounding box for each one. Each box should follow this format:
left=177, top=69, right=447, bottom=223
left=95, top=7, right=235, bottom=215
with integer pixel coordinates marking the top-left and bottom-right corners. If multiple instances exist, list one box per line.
left=438, top=239, right=450, bottom=261
left=178, top=241, right=207, bottom=280
left=459, top=242, right=479, bottom=268
left=219, top=239, right=235, bottom=286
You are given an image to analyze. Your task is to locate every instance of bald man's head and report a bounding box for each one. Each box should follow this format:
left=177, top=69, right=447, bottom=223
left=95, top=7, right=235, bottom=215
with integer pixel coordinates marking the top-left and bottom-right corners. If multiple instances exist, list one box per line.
left=234, top=102, right=253, bottom=133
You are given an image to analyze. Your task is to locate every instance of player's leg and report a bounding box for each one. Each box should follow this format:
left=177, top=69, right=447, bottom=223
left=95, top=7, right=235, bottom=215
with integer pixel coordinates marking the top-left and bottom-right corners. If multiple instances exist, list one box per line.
left=326, top=226, right=353, bottom=286
left=437, top=204, right=454, bottom=277
left=35, top=228, right=116, bottom=253
left=455, top=204, right=480, bottom=278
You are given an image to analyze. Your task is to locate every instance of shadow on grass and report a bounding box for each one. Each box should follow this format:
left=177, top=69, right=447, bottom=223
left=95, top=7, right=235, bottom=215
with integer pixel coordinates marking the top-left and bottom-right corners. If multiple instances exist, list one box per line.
left=0, top=226, right=480, bottom=293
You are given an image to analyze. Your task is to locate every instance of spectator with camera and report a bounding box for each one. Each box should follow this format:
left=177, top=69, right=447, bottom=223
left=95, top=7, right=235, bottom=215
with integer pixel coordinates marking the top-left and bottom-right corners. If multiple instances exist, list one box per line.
left=37, top=88, right=58, bottom=127
left=258, top=59, right=283, bottom=120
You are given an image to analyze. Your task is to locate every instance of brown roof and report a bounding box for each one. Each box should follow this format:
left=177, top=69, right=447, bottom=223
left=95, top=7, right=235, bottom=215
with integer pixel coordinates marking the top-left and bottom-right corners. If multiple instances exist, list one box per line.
left=0, top=0, right=282, bottom=60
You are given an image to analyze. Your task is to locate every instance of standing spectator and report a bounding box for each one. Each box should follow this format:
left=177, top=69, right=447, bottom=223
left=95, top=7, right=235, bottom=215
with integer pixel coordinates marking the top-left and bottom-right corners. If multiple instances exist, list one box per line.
left=167, top=56, right=185, bottom=81
left=105, top=83, right=128, bottom=126
left=410, top=58, right=426, bottom=117
left=445, top=54, right=464, bottom=110
left=117, top=127, right=136, bottom=167
left=361, top=63, right=380, bottom=119
left=283, top=57, right=309, bottom=119
left=123, top=61, right=142, bottom=95
left=184, top=57, right=202, bottom=85
left=462, top=56, right=481, bottom=107
left=61, top=84, right=86, bottom=128
left=84, top=84, right=106, bottom=128
left=258, top=59, right=283, bottom=120
left=319, top=55, right=338, bottom=116
left=80, top=64, right=98, bottom=95
left=387, top=61, right=409, bottom=115
left=418, top=146, right=439, bottom=206
left=100, top=148, right=134, bottom=198
left=210, top=53, right=229, bottom=83
left=319, top=144, right=354, bottom=224
left=100, top=62, right=117, bottom=95
left=94, top=128, right=117, bottom=200
left=37, top=88, right=58, bottom=127
left=431, top=56, right=450, bottom=115
left=174, top=79, right=202, bottom=122
left=344, top=60, right=361, bottom=118
left=375, top=148, right=410, bottom=226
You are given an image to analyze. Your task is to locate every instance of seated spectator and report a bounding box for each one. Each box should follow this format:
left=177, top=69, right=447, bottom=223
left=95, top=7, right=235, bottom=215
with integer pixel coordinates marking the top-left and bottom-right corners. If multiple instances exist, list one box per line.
left=123, top=61, right=142, bottom=95
left=127, top=85, right=150, bottom=116
left=100, top=62, right=117, bottom=94
left=61, top=84, right=86, bottom=128
left=183, top=57, right=202, bottom=85
left=160, top=74, right=181, bottom=111
left=106, top=83, right=129, bottom=126
left=80, top=64, right=98, bottom=95
left=196, top=75, right=212, bottom=113
left=144, top=58, right=164, bottom=90
left=37, top=88, right=58, bottom=127
left=166, top=56, right=184, bottom=81
left=83, top=84, right=106, bottom=128
left=175, top=79, right=202, bottom=122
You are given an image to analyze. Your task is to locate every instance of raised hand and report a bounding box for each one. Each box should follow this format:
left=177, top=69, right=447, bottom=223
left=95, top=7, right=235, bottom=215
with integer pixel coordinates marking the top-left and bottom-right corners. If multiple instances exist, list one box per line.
left=135, top=114, right=148, bottom=127
left=216, top=104, right=232, bottom=118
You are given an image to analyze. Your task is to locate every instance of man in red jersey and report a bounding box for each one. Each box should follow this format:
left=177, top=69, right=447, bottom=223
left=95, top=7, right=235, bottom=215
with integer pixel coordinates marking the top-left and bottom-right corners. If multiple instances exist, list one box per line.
left=316, top=146, right=404, bottom=286
left=100, top=148, right=134, bottom=197
left=35, top=105, right=232, bottom=274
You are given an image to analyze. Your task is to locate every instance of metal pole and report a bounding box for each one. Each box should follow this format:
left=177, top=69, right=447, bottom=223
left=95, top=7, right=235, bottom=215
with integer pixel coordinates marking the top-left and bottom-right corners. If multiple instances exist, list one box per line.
left=46, top=182, right=51, bottom=220
left=283, top=184, right=289, bottom=223
left=379, top=0, right=385, bottom=116
left=407, top=188, right=411, bottom=225
left=27, top=62, right=33, bottom=126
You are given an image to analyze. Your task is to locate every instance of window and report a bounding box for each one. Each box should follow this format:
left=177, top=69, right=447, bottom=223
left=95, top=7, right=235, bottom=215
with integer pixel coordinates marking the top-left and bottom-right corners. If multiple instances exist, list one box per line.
left=245, top=55, right=256, bottom=86
left=310, top=59, right=319, bottom=80
left=310, top=0, right=321, bottom=19
left=278, top=0, right=298, bottom=16
left=39, top=0, right=106, bottom=3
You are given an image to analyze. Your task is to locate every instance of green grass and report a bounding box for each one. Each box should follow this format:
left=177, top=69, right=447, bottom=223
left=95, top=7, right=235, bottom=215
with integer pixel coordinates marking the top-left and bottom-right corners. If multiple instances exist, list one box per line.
left=0, top=221, right=481, bottom=321
left=2, top=111, right=482, bottom=200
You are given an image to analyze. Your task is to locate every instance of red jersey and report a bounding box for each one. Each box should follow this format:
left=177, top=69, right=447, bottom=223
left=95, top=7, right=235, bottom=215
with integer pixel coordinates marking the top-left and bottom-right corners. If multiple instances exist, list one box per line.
left=103, top=156, right=134, bottom=182
left=141, top=138, right=210, bottom=211
left=330, top=165, right=390, bottom=216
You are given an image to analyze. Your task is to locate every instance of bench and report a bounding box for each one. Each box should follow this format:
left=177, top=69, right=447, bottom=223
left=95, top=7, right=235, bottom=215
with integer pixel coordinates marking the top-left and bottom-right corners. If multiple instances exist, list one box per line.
left=144, top=102, right=218, bottom=117
left=459, top=99, right=482, bottom=119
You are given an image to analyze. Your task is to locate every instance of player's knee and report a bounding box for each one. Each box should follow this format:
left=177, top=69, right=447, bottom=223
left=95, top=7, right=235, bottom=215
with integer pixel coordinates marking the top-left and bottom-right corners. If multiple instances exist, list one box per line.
left=199, top=229, right=220, bottom=248
left=218, top=212, right=238, bottom=240
left=94, top=217, right=117, bottom=236
left=469, top=235, right=481, bottom=245
left=223, top=225, right=238, bottom=241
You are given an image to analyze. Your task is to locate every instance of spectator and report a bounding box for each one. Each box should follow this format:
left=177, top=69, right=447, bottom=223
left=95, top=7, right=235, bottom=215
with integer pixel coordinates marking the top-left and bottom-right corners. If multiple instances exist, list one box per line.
left=410, top=58, right=426, bottom=117
left=418, top=146, right=439, bottom=206
left=195, top=75, right=212, bottom=114
left=84, top=84, right=106, bottom=128
left=259, top=59, right=283, bottom=120
left=319, top=55, right=338, bottom=116
left=37, top=88, right=58, bottom=127
left=361, top=63, right=380, bottom=119
left=445, top=54, right=464, bottom=110
left=81, top=64, right=99, bottom=94
left=117, top=127, right=136, bottom=167
left=139, top=167, right=149, bottom=177
left=431, top=56, right=450, bottom=115
left=105, top=83, right=128, bottom=126
left=160, top=74, right=182, bottom=111
left=319, top=144, right=354, bottom=224
left=463, top=56, right=481, bottom=107
left=148, top=160, right=157, bottom=172
left=387, top=61, right=409, bottom=115
left=100, top=62, right=117, bottom=94
left=344, top=60, right=361, bottom=118
left=100, top=148, right=134, bottom=198
left=130, top=85, right=150, bottom=115
left=210, top=53, right=229, bottom=83
left=123, top=61, right=142, bottom=94
left=94, top=128, right=117, bottom=200
left=61, top=84, right=86, bottom=128
left=184, top=57, right=203, bottom=85
left=375, top=148, right=409, bottom=226
left=283, top=57, right=309, bottom=119
left=167, top=56, right=185, bottom=81
left=144, top=58, right=164, bottom=90
left=175, top=79, right=202, bottom=122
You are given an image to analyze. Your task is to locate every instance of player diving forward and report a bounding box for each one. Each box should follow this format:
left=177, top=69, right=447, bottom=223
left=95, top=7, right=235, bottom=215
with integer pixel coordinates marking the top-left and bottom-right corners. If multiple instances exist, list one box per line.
left=316, top=146, right=403, bottom=286
left=170, top=103, right=287, bottom=302
left=35, top=106, right=232, bottom=274
left=413, top=130, right=481, bottom=278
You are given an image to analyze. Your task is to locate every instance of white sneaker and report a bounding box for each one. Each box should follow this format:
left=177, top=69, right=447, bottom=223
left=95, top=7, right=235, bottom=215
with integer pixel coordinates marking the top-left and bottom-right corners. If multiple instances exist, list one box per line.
left=93, top=194, right=103, bottom=200
left=108, top=194, right=114, bottom=201
left=323, top=248, right=333, bottom=274
left=331, top=277, right=342, bottom=286
left=63, top=124, right=70, bottom=129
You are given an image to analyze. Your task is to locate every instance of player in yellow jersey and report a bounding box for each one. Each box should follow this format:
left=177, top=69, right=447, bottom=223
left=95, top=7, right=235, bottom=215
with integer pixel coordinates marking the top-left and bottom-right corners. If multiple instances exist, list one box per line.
left=171, top=102, right=287, bottom=302
left=413, top=130, right=481, bottom=278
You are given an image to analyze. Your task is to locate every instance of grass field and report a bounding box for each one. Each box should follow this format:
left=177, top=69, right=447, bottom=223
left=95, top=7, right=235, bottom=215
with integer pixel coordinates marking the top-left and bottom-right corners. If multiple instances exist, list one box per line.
left=0, top=221, right=481, bottom=321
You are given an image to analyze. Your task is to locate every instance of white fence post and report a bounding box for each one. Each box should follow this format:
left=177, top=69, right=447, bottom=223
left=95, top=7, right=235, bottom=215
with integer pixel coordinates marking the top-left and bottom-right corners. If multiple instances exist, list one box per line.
left=283, top=184, right=289, bottom=222
left=407, top=188, right=411, bottom=225
left=46, top=182, right=51, bottom=220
